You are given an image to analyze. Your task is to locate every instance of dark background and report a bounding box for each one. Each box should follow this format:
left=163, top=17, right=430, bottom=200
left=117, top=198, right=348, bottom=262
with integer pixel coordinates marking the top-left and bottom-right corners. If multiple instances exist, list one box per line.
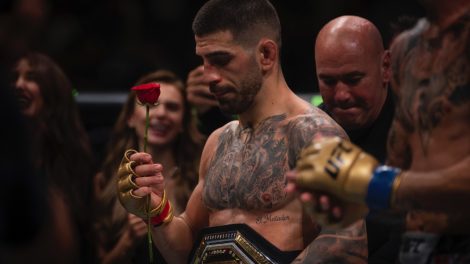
left=1, top=0, right=425, bottom=94
left=0, top=0, right=425, bottom=159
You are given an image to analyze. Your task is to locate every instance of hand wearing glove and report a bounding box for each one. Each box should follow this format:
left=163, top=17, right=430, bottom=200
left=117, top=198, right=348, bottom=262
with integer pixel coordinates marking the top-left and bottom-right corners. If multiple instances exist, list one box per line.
left=295, top=137, right=402, bottom=210
left=116, top=149, right=173, bottom=226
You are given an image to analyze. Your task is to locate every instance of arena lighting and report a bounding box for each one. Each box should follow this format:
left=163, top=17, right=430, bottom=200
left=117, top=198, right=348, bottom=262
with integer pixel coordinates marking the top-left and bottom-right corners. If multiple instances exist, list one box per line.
left=76, top=92, right=321, bottom=106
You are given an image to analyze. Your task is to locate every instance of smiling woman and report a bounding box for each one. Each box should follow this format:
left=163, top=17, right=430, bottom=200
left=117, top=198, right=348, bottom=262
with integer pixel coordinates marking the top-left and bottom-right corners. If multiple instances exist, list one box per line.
left=93, top=69, right=205, bottom=264
left=9, top=52, right=96, bottom=263
left=13, top=58, right=43, bottom=117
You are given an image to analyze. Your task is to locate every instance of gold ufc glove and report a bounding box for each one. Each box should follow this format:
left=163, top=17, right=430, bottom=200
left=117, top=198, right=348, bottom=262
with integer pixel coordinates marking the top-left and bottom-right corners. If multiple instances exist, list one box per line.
left=296, top=137, right=402, bottom=211
left=116, top=149, right=167, bottom=219
left=296, top=137, right=379, bottom=203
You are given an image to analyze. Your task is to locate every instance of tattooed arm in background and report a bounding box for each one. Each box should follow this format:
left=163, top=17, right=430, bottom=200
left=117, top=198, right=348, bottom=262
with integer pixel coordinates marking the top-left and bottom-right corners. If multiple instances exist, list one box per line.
left=385, top=15, right=470, bottom=232
left=287, top=109, right=368, bottom=263
left=292, top=220, right=367, bottom=264
left=389, top=15, right=470, bottom=213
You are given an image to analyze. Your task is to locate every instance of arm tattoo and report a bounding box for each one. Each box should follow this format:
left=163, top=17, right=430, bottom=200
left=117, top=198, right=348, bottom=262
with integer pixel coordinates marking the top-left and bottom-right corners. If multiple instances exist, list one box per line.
left=292, top=220, right=367, bottom=264
left=386, top=119, right=411, bottom=168
left=286, top=108, right=348, bottom=169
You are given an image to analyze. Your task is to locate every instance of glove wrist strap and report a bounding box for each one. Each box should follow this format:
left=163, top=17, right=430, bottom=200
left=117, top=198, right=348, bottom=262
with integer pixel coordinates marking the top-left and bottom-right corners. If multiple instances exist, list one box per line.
left=366, top=166, right=401, bottom=210
left=151, top=193, right=174, bottom=227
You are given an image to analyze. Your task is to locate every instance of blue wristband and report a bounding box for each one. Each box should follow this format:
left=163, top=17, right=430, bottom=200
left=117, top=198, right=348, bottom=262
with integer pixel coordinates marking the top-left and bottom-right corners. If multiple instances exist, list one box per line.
left=366, top=166, right=401, bottom=210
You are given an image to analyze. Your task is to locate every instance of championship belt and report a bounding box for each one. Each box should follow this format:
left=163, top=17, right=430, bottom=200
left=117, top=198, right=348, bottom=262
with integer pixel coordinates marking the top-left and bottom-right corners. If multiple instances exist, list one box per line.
left=189, top=224, right=300, bottom=264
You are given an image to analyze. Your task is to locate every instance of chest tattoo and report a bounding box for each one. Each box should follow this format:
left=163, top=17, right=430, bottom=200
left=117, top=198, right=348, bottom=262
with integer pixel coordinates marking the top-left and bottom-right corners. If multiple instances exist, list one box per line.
left=203, top=109, right=347, bottom=211
left=394, top=16, right=470, bottom=152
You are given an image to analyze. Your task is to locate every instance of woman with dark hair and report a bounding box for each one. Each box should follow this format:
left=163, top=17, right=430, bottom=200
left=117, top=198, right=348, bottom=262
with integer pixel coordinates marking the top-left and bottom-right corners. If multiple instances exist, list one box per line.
left=11, top=52, right=96, bottom=263
left=94, top=69, right=205, bottom=263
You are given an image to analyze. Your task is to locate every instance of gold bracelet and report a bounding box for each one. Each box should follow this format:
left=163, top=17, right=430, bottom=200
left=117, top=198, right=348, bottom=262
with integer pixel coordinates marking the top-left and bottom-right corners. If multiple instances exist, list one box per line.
left=162, top=202, right=174, bottom=224
left=149, top=190, right=167, bottom=216
left=151, top=200, right=174, bottom=227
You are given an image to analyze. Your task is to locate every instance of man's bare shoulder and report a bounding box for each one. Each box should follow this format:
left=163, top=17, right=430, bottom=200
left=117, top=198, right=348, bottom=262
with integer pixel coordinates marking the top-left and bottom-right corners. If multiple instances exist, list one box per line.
left=285, top=105, right=348, bottom=140
left=282, top=105, right=348, bottom=169
left=390, top=18, right=429, bottom=95
left=204, top=120, right=240, bottom=145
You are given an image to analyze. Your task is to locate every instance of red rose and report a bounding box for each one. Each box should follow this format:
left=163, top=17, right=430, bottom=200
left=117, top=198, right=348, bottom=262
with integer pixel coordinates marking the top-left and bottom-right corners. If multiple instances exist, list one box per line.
left=132, top=82, right=161, bottom=105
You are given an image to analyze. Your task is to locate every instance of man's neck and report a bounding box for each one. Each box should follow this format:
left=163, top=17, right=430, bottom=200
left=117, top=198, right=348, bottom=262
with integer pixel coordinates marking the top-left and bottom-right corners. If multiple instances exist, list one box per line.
left=238, top=73, right=292, bottom=129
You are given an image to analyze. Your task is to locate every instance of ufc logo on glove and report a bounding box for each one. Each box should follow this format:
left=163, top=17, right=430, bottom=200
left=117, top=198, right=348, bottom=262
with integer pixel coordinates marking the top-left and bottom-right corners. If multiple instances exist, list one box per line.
left=325, top=141, right=353, bottom=179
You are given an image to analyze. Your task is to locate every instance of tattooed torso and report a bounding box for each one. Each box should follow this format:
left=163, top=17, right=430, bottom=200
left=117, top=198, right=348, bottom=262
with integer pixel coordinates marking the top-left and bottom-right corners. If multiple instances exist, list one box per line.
left=387, top=10, right=470, bottom=249
left=389, top=14, right=470, bottom=170
left=203, top=107, right=347, bottom=211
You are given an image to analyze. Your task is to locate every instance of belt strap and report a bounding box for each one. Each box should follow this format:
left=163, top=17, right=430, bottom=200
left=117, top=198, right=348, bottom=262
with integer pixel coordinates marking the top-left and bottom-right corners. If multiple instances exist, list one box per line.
left=189, top=224, right=300, bottom=264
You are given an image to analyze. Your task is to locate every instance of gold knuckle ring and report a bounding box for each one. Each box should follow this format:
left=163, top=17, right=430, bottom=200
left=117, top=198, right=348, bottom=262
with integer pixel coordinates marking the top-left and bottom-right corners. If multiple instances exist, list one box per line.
left=118, top=174, right=139, bottom=191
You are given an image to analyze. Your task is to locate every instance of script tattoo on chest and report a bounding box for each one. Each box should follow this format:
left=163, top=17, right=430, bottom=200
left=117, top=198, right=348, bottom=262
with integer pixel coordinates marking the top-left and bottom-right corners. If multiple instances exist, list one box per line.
left=203, top=109, right=346, bottom=211
left=392, top=16, right=470, bottom=151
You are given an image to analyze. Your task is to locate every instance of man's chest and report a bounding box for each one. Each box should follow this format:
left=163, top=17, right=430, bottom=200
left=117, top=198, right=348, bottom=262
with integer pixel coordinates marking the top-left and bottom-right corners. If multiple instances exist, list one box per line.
left=203, top=124, right=294, bottom=211
left=401, top=28, right=470, bottom=132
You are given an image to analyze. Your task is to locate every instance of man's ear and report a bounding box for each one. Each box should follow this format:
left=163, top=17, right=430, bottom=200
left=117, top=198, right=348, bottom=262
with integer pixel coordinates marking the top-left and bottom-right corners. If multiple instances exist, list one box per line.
left=258, top=39, right=277, bottom=71
left=382, top=50, right=392, bottom=83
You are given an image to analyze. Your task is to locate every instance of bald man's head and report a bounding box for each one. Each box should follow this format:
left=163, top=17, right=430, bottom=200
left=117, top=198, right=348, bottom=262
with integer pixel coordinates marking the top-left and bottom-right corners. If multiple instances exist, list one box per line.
left=316, top=16, right=384, bottom=61
left=314, top=16, right=391, bottom=131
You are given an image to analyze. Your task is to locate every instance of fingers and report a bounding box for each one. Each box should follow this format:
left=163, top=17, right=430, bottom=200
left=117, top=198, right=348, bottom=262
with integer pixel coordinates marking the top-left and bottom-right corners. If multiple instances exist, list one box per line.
left=187, top=65, right=207, bottom=89
left=127, top=152, right=163, bottom=178
left=286, top=170, right=314, bottom=200
left=132, top=186, right=156, bottom=197
left=331, top=206, right=342, bottom=220
left=126, top=152, right=165, bottom=195
left=286, top=170, right=335, bottom=215
left=132, top=161, right=164, bottom=197
left=286, top=169, right=344, bottom=226
left=133, top=163, right=162, bottom=178
left=187, top=88, right=218, bottom=106
left=127, top=214, right=147, bottom=238
left=128, top=151, right=153, bottom=164
left=187, top=65, right=217, bottom=103
left=300, top=192, right=315, bottom=202
left=187, top=82, right=217, bottom=106
left=319, top=195, right=330, bottom=211
left=285, top=170, right=297, bottom=181
left=187, top=65, right=204, bottom=80
left=285, top=170, right=297, bottom=193
left=134, top=172, right=164, bottom=186
left=128, top=213, right=145, bottom=224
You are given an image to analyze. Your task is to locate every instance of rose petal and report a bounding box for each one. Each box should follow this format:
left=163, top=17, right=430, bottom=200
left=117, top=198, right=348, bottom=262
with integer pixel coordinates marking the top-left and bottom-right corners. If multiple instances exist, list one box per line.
left=132, top=83, right=161, bottom=105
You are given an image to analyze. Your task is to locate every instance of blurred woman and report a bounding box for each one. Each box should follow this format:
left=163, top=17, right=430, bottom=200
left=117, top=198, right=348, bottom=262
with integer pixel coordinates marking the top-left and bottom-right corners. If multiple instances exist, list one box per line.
left=94, top=69, right=205, bottom=263
left=10, top=52, right=96, bottom=263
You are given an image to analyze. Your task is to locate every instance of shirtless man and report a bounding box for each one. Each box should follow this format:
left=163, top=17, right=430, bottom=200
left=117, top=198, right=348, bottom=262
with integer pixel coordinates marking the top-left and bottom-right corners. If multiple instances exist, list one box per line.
left=116, top=0, right=351, bottom=263
left=291, top=0, right=470, bottom=262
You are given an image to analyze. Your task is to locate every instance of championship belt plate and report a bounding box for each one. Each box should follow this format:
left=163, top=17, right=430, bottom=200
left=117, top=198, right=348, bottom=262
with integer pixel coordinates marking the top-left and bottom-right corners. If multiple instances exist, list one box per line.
left=189, top=224, right=299, bottom=264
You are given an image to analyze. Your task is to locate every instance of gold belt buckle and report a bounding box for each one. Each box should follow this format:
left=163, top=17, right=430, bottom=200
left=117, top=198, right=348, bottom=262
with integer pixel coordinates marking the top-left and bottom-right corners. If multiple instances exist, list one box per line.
left=190, top=225, right=278, bottom=264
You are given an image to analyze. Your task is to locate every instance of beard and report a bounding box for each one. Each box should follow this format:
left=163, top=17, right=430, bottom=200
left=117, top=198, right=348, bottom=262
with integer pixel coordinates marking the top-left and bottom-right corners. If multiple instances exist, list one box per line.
left=216, top=64, right=263, bottom=115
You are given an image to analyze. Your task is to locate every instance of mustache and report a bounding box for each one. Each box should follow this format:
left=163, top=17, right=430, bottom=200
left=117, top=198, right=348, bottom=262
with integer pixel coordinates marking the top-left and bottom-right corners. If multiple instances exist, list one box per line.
left=332, top=99, right=366, bottom=109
